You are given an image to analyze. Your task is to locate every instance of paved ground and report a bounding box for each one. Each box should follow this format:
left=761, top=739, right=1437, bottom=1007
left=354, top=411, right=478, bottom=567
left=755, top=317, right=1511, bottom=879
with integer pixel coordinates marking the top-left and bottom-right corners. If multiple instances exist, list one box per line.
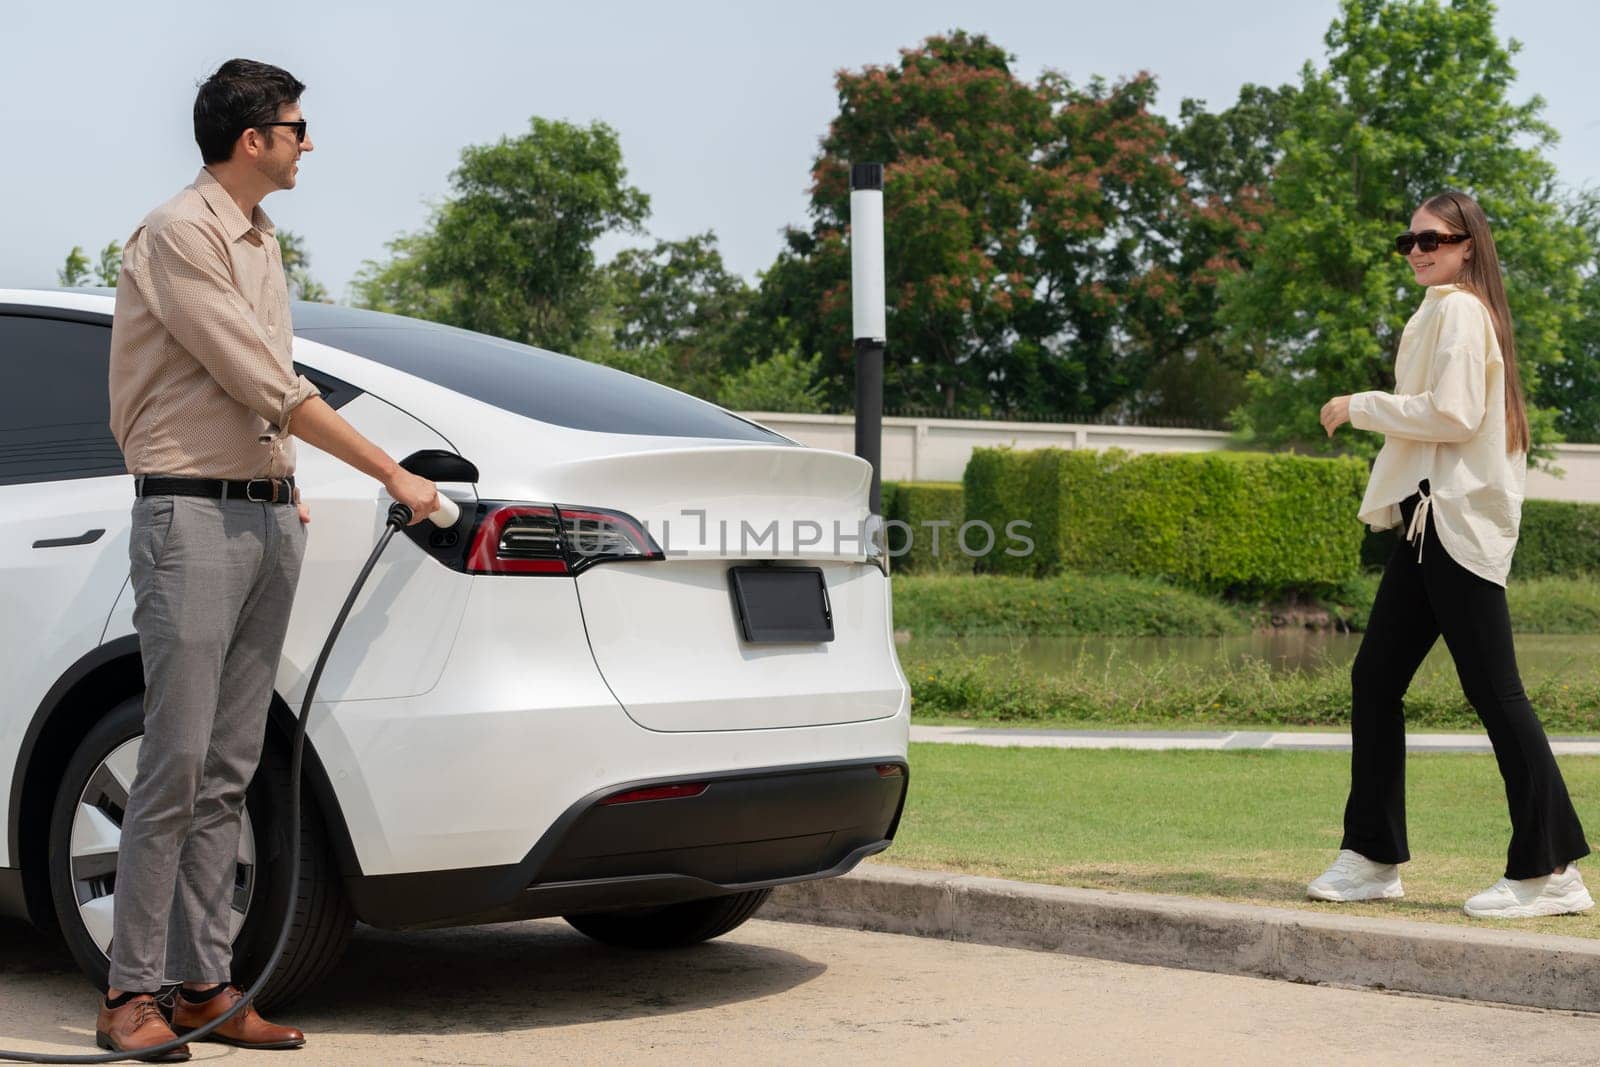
left=1, top=917, right=1595, bottom=1064
left=912, top=723, right=1600, bottom=755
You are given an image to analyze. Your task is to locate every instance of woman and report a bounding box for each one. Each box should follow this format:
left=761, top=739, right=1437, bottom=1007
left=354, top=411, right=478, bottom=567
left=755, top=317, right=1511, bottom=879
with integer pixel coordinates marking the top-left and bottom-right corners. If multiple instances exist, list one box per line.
left=1308, top=190, right=1592, bottom=918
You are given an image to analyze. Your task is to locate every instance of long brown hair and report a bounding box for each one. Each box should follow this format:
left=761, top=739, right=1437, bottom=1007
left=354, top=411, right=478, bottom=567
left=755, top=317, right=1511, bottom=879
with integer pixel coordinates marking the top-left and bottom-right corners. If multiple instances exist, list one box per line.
left=1421, top=190, right=1529, bottom=454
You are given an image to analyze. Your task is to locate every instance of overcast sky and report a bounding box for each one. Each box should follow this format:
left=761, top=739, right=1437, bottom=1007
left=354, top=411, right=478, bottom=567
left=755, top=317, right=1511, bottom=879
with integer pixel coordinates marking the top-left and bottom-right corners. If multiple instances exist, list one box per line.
left=3, top=0, right=1595, bottom=299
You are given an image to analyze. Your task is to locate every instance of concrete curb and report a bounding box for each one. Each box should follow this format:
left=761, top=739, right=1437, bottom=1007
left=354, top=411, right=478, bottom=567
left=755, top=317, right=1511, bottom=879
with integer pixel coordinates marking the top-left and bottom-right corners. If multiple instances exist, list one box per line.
left=765, top=865, right=1600, bottom=1013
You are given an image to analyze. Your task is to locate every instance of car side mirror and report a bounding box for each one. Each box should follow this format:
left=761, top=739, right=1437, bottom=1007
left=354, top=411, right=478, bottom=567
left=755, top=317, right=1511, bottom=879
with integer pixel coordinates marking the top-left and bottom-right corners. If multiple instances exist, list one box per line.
left=399, top=449, right=479, bottom=484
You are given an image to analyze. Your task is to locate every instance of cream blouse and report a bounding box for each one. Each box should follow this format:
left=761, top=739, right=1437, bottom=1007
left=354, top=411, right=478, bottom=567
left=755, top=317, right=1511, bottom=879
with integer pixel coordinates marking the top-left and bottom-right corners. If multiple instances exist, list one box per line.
left=1348, top=284, right=1525, bottom=586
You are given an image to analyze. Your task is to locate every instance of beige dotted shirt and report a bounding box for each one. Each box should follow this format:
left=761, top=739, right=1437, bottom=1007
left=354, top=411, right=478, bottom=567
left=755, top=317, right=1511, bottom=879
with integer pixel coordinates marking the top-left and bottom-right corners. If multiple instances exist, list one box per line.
left=109, top=167, right=319, bottom=481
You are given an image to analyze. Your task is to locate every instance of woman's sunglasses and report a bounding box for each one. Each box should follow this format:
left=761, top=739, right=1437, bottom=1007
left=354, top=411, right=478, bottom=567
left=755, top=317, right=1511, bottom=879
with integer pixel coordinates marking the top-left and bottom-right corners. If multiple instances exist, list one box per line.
left=1395, top=230, right=1469, bottom=255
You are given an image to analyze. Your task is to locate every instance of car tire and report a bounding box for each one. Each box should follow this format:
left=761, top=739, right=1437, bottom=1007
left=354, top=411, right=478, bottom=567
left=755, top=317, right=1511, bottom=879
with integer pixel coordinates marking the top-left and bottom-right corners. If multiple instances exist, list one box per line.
left=563, top=888, right=772, bottom=949
left=47, top=694, right=353, bottom=1007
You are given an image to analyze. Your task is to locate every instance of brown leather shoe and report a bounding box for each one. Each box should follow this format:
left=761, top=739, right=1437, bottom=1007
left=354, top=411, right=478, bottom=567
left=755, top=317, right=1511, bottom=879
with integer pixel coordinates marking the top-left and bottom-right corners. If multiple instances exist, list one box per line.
left=172, top=984, right=306, bottom=1050
left=95, top=994, right=191, bottom=1062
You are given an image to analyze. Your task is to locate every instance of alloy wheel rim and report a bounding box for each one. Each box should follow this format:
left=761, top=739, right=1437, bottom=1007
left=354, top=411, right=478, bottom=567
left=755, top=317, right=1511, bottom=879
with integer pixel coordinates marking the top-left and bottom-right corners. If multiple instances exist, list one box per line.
left=68, top=737, right=257, bottom=958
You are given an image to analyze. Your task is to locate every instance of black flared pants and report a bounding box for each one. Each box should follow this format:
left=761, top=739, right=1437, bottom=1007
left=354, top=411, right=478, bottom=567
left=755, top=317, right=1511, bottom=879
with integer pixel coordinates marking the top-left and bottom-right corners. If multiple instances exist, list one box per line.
left=1341, top=491, right=1590, bottom=879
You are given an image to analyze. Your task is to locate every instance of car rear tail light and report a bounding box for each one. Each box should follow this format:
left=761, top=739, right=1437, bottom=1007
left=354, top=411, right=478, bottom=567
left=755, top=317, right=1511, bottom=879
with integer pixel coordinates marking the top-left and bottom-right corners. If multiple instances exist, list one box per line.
left=465, top=503, right=664, bottom=576
left=467, top=506, right=569, bottom=574
left=559, top=507, right=659, bottom=564
left=876, top=764, right=905, bottom=778
left=599, top=783, right=709, bottom=806
left=866, top=514, right=889, bottom=575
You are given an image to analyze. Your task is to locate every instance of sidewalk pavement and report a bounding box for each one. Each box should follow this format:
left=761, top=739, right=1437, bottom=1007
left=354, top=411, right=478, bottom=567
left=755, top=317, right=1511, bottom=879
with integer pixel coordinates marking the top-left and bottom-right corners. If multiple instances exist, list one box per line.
left=766, top=864, right=1600, bottom=1013
left=911, top=724, right=1600, bottom=756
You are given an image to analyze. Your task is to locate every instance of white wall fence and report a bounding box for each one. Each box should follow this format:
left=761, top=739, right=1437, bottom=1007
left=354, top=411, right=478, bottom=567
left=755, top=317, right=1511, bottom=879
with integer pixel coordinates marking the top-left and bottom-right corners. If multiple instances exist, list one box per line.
left=738, top=412, right=1600, bottom=504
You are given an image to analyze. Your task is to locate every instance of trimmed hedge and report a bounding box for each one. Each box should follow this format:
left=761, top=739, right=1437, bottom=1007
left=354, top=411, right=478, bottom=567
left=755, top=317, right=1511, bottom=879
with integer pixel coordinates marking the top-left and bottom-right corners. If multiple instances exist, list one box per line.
left=965, top=448, right=1368, bottom=594
left=963, top=447, right=1067, bottom=575
left=883, top=481, right=968, bottom=573
left=1359, top=499, right=1600, bottom=578
left=1512, top=500, right=1600, bottom=579
left=951, top=448, right=1600, bottom=588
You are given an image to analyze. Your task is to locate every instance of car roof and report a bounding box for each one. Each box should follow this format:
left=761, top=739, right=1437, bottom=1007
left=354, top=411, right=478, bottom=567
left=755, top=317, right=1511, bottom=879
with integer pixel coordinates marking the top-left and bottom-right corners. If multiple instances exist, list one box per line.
left=1, top=288, right=444, bottom=336
left=1, top=287, right=792, bottom=445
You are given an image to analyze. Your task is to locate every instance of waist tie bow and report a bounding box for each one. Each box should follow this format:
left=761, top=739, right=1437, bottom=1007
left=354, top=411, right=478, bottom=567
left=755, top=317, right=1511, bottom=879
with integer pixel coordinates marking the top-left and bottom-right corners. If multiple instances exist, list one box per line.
left=1405, top=487, right=1433, bottom=564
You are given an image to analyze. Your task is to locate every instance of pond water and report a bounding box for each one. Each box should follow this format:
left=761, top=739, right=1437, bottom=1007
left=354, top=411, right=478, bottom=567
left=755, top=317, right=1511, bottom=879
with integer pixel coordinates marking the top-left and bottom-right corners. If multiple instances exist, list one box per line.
left=901, top=631, right=1600, bottom=682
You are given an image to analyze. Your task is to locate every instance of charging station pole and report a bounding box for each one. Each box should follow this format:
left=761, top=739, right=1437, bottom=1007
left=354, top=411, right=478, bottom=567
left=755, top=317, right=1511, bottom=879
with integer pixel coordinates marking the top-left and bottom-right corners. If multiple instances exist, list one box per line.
left=851, top=161, right=886, bottom=515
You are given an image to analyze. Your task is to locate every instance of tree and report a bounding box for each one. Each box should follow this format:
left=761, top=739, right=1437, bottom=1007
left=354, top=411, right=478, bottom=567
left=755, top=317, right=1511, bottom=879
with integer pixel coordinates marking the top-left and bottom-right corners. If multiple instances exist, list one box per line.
left=93, top=241, right=123, bottom=287
left=1541, top=188, right=1600, bottom=441
left=600, top=232, right=753, bottom=396
left=760, top=32, right=1197, bottom=418
left=58, top=246, right=92, bottom=287
left=716, top=344, right=827, bottom=413
left=356, top=118, right=650, bottom=353
left=1129, top=84, right=1295, bottom=425
left=276, top=230, right=328, bottom=302
left=1020, top=72, right=1194, bottom=418
left=58, top=234, right=313, bottom=297
left=352, top=232, right=451, bottom=321
left=1222, top=0, right=1587, bottom=454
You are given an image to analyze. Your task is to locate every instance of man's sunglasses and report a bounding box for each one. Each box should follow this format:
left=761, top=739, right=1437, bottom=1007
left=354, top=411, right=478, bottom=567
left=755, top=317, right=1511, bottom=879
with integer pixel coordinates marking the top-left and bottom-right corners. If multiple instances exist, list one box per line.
left=1395, top=230, right=1469, bottom=255
left=256, top=120, right=308, bottom=144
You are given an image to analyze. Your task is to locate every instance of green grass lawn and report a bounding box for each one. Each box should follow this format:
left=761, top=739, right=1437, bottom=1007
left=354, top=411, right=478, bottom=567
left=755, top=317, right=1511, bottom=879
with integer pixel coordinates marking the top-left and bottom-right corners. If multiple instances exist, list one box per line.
left=884, top=742, right=1600, bottom=937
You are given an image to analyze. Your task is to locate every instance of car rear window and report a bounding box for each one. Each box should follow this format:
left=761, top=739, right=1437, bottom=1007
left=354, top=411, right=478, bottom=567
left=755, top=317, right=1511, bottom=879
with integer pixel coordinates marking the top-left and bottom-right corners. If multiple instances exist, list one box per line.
left=293, top=306, right=787, bottom=444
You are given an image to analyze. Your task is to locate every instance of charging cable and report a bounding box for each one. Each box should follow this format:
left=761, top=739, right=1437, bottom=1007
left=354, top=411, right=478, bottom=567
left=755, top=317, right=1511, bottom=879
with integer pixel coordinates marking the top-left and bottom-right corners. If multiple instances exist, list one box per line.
left=0, top=492, right=460, bottom=1063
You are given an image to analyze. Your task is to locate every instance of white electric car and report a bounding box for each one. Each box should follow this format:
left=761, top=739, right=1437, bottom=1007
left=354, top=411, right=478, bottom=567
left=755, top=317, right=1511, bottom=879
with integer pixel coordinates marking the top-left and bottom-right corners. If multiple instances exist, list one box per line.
left=0, top=287, right=909, bottom=1005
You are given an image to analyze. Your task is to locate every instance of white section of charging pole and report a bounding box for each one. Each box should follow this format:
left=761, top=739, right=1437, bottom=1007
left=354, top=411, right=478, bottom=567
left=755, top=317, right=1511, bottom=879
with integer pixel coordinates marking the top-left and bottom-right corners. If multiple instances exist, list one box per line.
left=851, top=162, right=886, bottom=517
left=850, top=185, right=886, bottom=345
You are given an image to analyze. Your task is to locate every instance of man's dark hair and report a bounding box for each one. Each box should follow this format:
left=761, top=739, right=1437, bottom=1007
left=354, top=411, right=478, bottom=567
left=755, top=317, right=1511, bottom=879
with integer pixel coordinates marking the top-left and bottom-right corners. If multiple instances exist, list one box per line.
left=193, top=59, right=305, bottom=165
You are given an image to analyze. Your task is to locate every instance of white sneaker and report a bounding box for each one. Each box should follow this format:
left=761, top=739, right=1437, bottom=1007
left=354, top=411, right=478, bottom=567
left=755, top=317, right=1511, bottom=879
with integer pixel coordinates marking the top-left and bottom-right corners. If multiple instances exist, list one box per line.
left=1463, top=865, right=1596, bottom=918
left=1307, top=849, right=1404, bottom=902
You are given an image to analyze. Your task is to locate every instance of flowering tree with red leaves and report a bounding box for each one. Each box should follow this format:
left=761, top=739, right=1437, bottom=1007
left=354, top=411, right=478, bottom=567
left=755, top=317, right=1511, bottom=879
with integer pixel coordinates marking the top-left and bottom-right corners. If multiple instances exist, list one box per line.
left=757, top=31, right=1201, bottom=417
left=1128, top=85, right=1292, bottom=424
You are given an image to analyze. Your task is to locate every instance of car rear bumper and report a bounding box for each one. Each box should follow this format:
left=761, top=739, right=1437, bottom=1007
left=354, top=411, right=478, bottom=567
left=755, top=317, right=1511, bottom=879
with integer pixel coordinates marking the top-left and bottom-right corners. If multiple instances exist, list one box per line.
left=344, top=758, right=908, bottom=929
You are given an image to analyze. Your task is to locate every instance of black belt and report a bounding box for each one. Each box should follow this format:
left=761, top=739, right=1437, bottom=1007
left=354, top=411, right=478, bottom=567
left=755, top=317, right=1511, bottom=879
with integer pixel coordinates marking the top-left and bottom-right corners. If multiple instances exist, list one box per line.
left=135, top=475, right=296, bottom=505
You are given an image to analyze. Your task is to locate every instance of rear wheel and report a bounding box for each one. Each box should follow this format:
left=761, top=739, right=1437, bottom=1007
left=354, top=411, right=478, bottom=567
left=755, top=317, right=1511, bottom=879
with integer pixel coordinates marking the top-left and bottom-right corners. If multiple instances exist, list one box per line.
left=563, top=888, right=772, bottom=949
left=47, top=695, right=354, bottom=1007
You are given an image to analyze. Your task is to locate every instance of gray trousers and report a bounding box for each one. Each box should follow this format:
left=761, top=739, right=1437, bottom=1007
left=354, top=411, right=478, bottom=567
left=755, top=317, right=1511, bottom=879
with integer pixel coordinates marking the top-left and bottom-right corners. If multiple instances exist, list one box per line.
left=109, top=493, right=305, bottom=992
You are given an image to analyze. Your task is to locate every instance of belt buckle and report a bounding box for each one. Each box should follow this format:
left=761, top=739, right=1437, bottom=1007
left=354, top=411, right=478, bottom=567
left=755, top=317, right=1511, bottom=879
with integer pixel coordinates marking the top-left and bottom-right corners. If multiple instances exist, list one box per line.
left=245, top=478, right=276, bottom=503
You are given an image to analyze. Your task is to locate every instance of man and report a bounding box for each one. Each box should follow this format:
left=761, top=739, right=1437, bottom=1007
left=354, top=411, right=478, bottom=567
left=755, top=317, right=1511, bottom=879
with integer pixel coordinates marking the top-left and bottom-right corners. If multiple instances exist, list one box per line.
left=101, top=59, right=439, bottom=1059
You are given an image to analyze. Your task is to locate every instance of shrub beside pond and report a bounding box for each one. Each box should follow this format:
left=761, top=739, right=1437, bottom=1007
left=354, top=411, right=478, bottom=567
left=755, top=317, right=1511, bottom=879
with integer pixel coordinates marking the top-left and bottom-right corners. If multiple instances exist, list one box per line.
left=900, top=641, right=1600, bottom=733
left=891, top=573, right=1250, bottom=637
left=1512, top=499, right=1600, bottom=579
left=964, top=448, right=1368, bottom=595
left=894, top=572, right=1600, bottom=638
left=1361, top=500, right=1600, bottom=579
left=881, top=480, right=968, bottom=575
